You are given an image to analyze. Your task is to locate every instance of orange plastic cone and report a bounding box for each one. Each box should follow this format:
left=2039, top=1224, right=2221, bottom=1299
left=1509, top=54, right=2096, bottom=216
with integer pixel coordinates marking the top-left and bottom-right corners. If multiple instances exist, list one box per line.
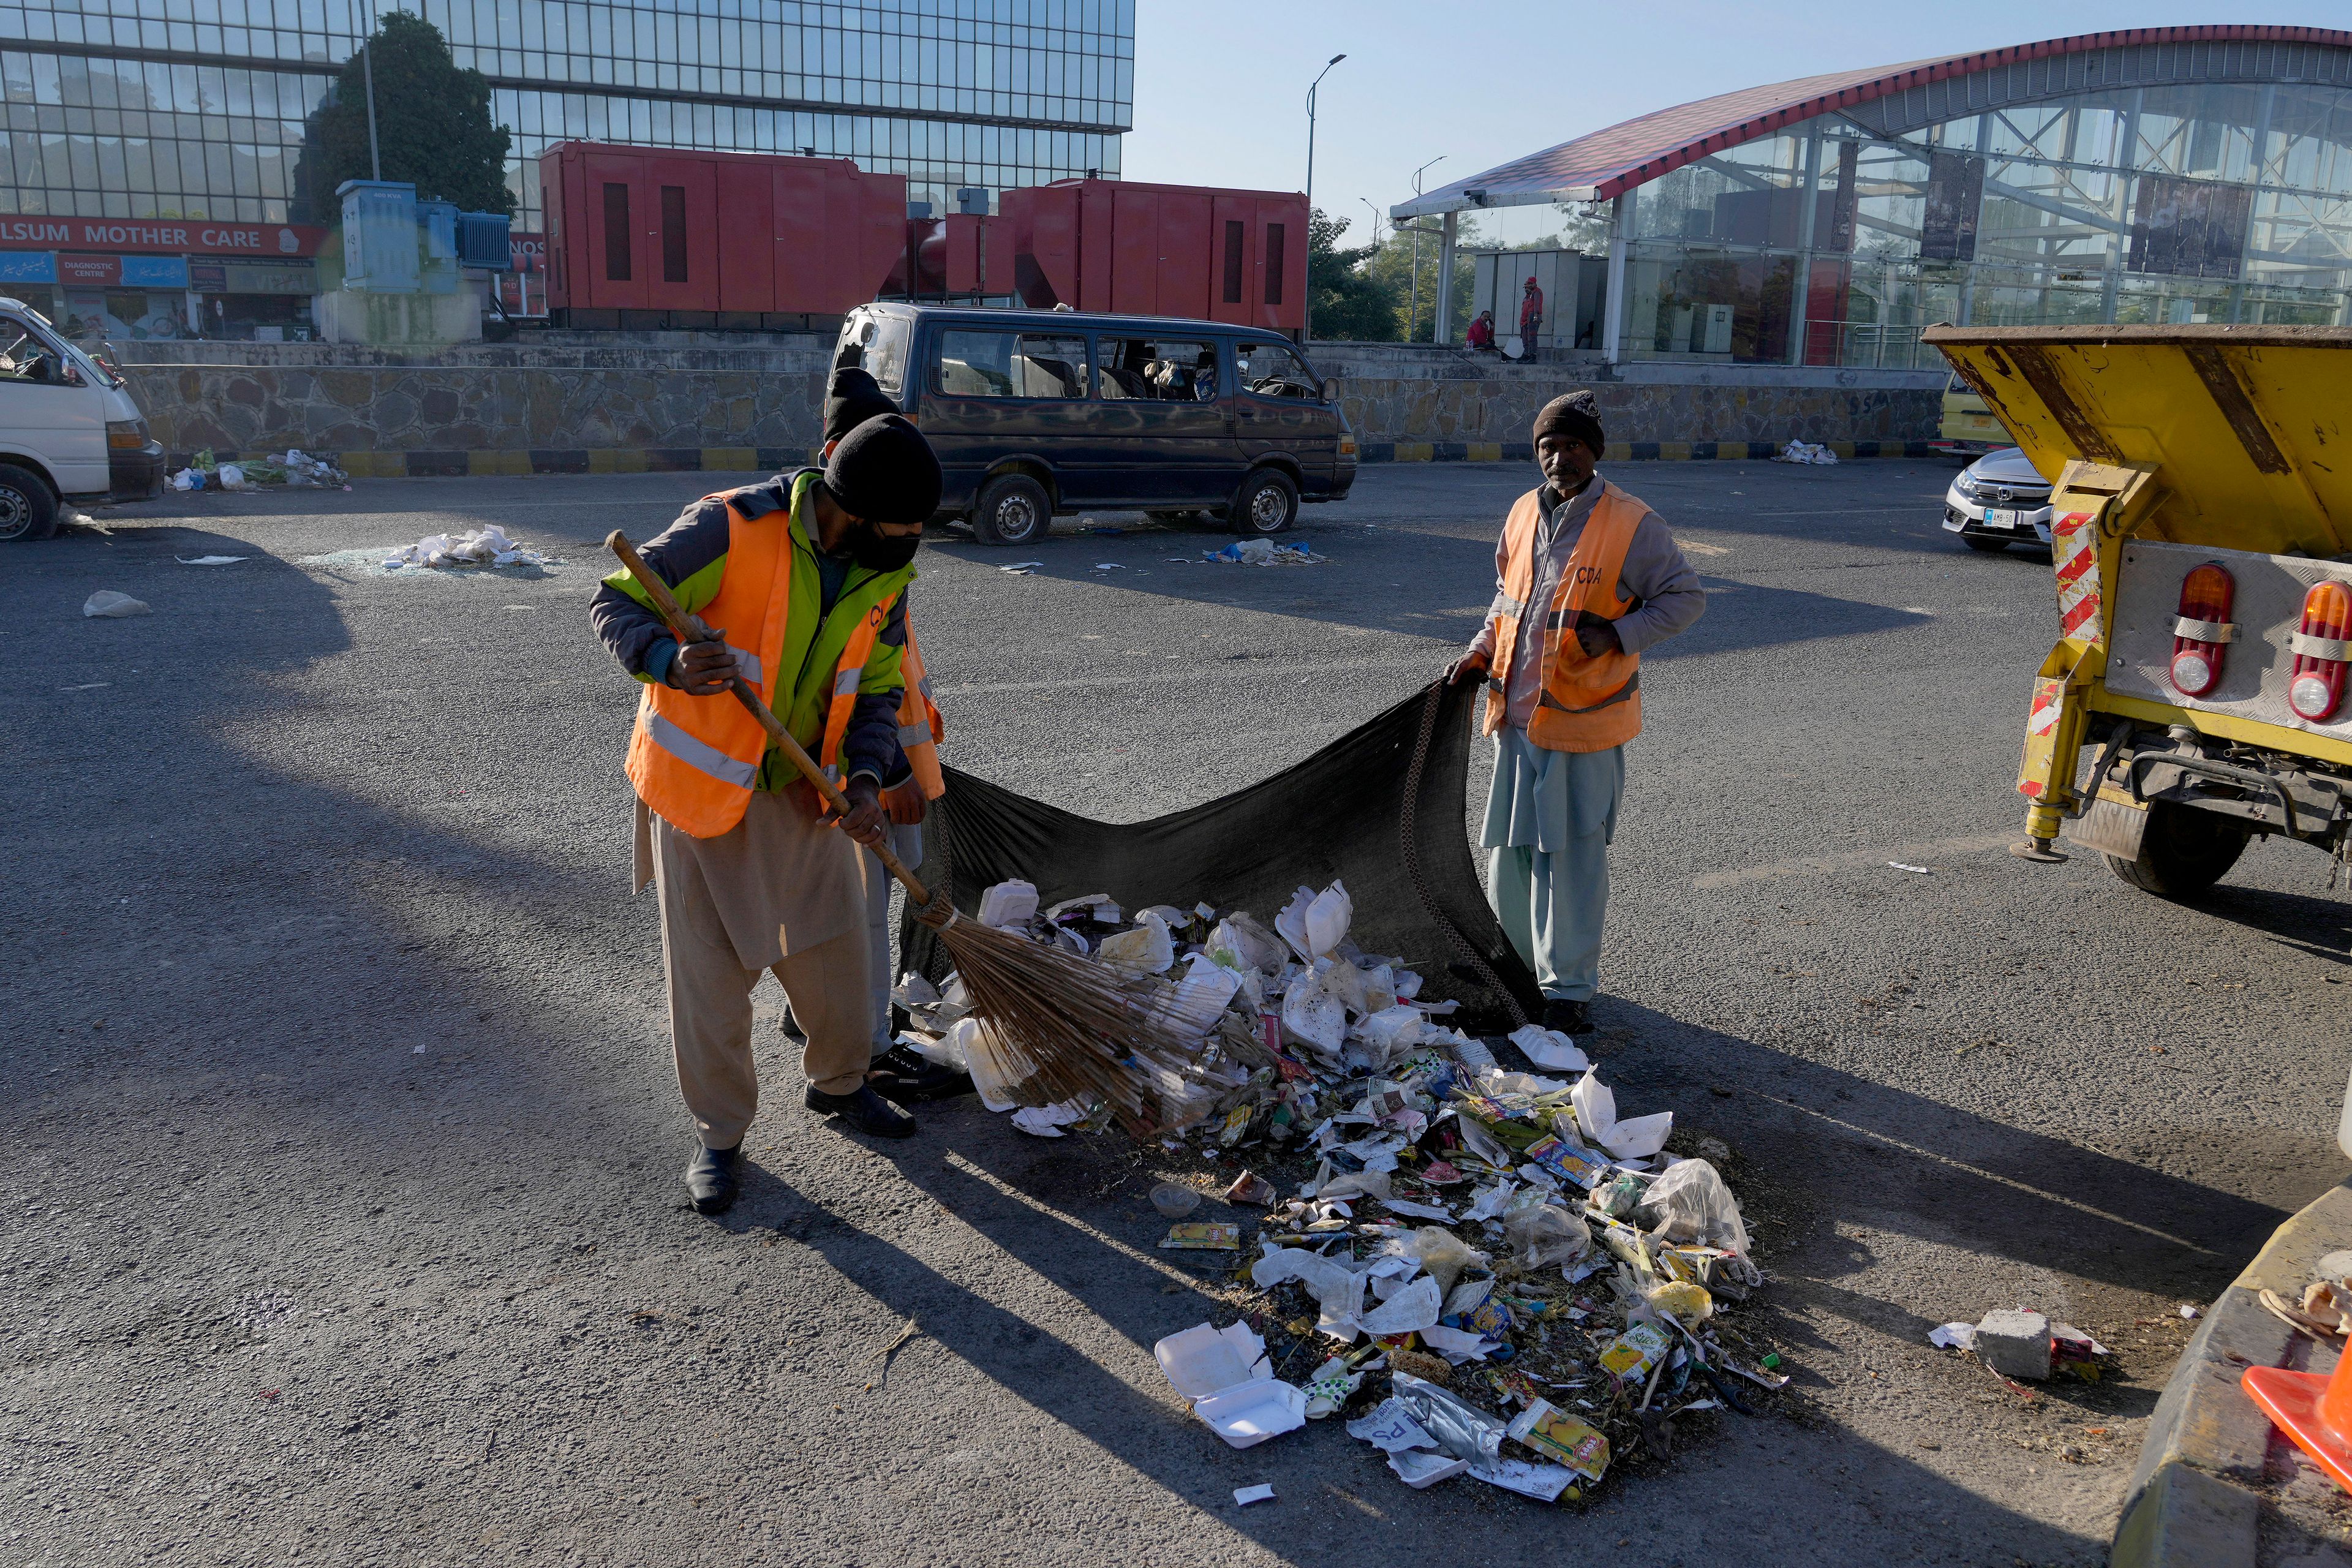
left=2244, top=1340, right=2352, bottom=1491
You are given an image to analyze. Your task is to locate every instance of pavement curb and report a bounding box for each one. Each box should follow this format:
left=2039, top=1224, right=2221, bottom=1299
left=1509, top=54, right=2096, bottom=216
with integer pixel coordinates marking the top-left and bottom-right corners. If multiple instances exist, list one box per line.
left=2113, top=1174, right=2352, bottom=1568
left=165, top=439, right=1942, bottom=477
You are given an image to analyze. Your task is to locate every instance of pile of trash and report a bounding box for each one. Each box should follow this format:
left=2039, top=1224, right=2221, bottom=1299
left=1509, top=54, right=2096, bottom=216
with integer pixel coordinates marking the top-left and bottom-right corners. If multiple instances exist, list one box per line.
left=383, top=525, right=549, bottom=570
left=1204, top=539, right=1324, bottom=566
left=1771, top=440, right=1839, bottom=466
left=170, top=447, right=349, bottom=491
left=894, top=877, right=1777, bottom=1501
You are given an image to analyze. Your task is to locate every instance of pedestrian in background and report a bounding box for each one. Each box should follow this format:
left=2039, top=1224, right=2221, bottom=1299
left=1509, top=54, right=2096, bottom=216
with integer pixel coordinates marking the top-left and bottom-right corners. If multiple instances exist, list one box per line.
left=1447, top=391, right=1705, bottom=1036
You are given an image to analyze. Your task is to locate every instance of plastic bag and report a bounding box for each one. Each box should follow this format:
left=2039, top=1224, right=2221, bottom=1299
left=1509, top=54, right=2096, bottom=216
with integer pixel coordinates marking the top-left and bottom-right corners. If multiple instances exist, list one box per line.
left=1208, top=913, right=1287, bottom=976
left=1401, top=1225, right=1487, bottom=1297
left=1097, top=910, right=1175, bottom=974
left=1641, top=1157, right=1751, bottom=1254
left=1502, top=1201, right=1592, bottom=1268
left=1357, top=1005, right=1426, bottom=1064
left=81, top=590, right=150, bottom=618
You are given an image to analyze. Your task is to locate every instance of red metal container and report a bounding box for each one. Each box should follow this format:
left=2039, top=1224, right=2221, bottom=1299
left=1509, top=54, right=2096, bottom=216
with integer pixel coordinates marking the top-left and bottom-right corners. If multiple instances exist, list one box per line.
left=998, top=178, right=1307, bottom=333
left=893, top=213, right=1000, bottom=298
left=540, top=141, right=907, bottom=325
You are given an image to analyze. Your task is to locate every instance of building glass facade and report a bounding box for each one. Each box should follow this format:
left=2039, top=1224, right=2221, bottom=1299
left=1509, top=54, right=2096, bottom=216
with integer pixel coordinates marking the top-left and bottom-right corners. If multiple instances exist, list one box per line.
left=1612, top=80, right=2352, bottom=369
left=0, top=0, right=1131, bottom=233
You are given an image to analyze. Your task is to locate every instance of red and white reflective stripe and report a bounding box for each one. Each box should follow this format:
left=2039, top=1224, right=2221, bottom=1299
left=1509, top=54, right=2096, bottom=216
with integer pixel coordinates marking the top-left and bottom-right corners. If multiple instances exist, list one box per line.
left=2027, top=676, right=2064, bottom=737
left=2051, top=511, right=2103, bottom=643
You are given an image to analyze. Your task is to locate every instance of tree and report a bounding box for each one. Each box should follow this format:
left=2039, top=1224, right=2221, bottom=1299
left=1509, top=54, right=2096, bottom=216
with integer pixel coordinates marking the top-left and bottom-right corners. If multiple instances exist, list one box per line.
left=297, top=12, right=513, bottom=218
left=1365, top=213, right=1485, bottom=342
left=1307, top=208, right=1401, bottom=342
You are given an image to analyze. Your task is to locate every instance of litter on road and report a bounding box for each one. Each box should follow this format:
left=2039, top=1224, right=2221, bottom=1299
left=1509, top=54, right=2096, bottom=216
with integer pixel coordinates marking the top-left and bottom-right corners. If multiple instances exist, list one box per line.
left=1205, top=540, right=1324, bottom=566
left=893, top=865, right=1776, bottom=1504
left=1773, top=440, right=1839, bottom=465
left=81, top=590, right=149, bottom=618
left=172, top=447, right=349, bottom=491
left=1232, top=1483, right=1276, bottom=1506
left=176, top=555, right=247, bottom=566
left=385, top=526, right=549, bottom=570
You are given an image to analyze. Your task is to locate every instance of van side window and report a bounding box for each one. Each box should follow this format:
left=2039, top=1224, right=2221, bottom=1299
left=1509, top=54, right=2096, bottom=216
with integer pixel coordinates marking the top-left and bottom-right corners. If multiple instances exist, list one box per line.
left=0, top=320, right=66, bottom=385
left=1096, top=338, right=1218, bottom=402
left=1236, top=340, right=1319, bottom=401
left=936, top=330, right=1088, bottom=399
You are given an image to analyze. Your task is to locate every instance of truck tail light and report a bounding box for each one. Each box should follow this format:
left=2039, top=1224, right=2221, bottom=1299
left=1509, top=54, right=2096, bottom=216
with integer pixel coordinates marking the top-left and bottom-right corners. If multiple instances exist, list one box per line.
left=2168, top=562, right=2236, bottom=697
left=2290, top=581, right=2352, bottom=722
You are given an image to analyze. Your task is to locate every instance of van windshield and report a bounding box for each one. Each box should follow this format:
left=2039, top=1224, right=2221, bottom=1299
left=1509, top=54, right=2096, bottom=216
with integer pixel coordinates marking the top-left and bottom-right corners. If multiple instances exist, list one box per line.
left=845, top=312, right=911, bottom=398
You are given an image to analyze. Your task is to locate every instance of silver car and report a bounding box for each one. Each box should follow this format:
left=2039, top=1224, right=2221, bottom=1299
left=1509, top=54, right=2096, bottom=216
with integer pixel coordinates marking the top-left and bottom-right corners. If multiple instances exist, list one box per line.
left=1941, top=446, right=2055, bottom=552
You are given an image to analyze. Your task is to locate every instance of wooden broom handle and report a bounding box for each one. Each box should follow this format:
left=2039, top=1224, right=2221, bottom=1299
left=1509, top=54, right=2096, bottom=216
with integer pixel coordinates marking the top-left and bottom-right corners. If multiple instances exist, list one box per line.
left=605, top=530, right=937, bottom=908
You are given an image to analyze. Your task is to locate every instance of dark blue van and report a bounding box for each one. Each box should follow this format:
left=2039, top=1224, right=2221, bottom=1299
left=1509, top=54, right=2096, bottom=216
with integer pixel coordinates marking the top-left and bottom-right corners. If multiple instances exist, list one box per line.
left=835, top=302, right=1357, bottom=546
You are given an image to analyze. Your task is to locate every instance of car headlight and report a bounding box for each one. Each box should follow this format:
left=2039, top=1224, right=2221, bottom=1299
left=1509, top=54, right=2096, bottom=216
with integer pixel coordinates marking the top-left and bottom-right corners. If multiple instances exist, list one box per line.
left=107, top=418, right=151, bottom=450
left=1952, top=473, right=1979, bottom=499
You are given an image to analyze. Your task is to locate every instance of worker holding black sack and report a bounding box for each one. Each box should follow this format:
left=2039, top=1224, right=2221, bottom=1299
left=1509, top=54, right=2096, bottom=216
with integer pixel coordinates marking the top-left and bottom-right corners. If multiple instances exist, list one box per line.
left=1447, top=390, right=1706, bottom=1036
left=590, top=407, right=944, bottom=1216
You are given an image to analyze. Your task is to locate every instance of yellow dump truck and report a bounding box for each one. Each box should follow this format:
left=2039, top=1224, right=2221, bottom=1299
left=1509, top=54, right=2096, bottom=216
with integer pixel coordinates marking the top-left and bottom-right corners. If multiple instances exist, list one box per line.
left=1925, top=324, right=2352, bottom=896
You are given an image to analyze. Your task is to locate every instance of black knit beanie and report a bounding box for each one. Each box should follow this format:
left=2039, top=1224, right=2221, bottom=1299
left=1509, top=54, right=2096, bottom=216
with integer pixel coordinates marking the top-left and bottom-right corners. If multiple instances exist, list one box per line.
left=822, top=366, right=898, bottom=447
left=1532, top=390, right=1605, bottom=456
left=824, top=413, right=943, bottom=525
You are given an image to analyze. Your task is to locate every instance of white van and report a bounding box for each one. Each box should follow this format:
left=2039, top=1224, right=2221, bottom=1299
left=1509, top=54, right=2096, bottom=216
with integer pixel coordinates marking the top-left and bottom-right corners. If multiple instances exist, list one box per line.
left=0, top=296, right=164, bottom=541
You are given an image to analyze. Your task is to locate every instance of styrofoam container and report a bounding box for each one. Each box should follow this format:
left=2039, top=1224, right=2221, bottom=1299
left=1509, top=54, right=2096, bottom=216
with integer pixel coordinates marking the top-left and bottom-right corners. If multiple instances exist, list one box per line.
left=1191, top=1378, right=1308, bottom=1449
left=1153, top=1321, right=1268, bottom=1401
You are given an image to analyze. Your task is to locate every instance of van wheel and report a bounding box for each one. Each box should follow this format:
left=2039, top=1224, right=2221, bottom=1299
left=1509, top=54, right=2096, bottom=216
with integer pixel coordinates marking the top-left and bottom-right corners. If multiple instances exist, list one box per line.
left=2102, top=801, right=2251, bottom=899
left=973, top=473, right=1051, bottom=547
left=1230, top=469, right=1298, bottom=535
left=1963, top=535, right=2010, bottom=552
left=0, top=464, right=58, bottom=542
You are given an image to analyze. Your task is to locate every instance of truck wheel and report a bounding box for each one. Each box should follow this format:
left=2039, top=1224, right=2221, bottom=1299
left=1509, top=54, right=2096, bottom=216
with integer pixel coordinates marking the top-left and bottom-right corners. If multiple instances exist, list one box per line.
left=1963, top=535, right=2009, bottom=552
left=0, top=464, right=59, bottom=542
left=972, top=473, right=1051, bottom=547
left=2102, top=801, right=2251, bottom=899
left=1231, top=469, right=1298, bottom=535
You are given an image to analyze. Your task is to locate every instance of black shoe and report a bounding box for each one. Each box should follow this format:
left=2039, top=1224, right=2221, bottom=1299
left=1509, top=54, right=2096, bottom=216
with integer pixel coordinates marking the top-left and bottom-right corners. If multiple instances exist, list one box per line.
left=1541, top=998, right=1592, bottom=1036
left=867, top=1044, right=974, bottom=1106
left=805, top=1082, right=919, bottom=1139
left=684, top=1142, right=744, bottom=1215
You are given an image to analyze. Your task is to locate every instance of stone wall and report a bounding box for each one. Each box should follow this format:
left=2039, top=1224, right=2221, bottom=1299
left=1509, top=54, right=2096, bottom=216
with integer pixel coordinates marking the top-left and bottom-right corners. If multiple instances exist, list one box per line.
left=1314, top=342, right=1945, bottom=456
left=112, top=334, right=1945, bottom=472
left=113, top=334, right=834, bottom=470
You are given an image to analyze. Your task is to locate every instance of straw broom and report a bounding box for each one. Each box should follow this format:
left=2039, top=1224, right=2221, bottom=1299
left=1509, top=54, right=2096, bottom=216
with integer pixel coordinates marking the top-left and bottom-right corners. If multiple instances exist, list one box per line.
left=607, top=532, right=1207, bottom=1137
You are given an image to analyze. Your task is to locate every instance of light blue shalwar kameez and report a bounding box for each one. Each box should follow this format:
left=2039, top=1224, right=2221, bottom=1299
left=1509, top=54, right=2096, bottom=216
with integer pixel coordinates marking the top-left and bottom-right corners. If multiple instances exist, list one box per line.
left=1471, top=473, right=1706, bottom=1003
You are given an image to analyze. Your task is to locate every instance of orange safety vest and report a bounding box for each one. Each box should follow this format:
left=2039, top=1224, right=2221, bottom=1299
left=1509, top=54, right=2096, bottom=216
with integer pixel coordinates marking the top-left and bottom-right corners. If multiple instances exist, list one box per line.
left=1483, top=481, right=1648, bottom=754
left=895, top=621, right=946, bottom=801
left=625, top=495, right=901, bottom=839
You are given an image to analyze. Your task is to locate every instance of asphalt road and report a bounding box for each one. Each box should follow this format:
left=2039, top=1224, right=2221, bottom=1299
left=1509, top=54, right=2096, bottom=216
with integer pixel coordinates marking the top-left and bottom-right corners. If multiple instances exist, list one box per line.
left=6, top=458, right=2349, bottom=1567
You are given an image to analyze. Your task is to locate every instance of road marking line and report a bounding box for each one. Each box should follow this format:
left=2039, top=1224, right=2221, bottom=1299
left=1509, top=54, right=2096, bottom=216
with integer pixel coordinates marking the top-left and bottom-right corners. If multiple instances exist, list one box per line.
left=1755, top=1092, right=2223, bottom=1257
left=1692, top=831, right=2019, bottom=888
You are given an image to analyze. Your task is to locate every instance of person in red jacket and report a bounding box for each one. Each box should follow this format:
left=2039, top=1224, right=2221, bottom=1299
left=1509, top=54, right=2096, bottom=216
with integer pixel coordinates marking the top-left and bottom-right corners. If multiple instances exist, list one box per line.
left=1518, top=276, right=1545, bottom=353
left=1466, top=311, right=1497, bottom=352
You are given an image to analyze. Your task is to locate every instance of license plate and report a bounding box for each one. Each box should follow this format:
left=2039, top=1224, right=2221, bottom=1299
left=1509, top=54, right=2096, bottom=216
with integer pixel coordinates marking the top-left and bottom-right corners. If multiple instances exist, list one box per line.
left=1983, top=507, right=2025, bottom=529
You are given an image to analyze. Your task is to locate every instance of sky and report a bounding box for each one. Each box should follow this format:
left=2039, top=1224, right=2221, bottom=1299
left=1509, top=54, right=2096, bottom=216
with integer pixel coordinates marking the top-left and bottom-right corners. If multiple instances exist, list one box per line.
left=1123, top=1, right=2352, bottom=248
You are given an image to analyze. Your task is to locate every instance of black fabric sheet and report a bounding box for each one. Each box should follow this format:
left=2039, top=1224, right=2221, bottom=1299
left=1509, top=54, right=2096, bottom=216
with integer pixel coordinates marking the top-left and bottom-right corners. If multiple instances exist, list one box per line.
left=900, top=676, right=1541, bottom=1035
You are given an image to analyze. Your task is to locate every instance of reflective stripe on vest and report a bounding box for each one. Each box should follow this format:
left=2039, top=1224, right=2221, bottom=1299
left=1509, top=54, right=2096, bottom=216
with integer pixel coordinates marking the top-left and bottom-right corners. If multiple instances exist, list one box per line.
left=642, top=710, right=760, bottom=788
left=818, top=595, right=899, bottom=785
left=897, top=619, right=947, bottom=800
left=1482, top=481, right=1648, bottom=755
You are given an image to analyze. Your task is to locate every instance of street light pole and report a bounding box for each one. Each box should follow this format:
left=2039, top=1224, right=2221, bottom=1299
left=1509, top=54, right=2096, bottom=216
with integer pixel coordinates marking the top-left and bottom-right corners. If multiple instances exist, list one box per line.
left=1358, top=197, right=1381, bottom=249
left=1302, top=52, right=1344, bottom=342
left=359, top=0, right=382, bottom=181
left=1409, top=154, right=1444, bottom=341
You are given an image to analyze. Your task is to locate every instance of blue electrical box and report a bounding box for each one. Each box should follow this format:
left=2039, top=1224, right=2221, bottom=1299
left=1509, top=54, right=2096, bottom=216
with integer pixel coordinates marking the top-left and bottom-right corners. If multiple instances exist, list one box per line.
left=416, top=199, right=459, bottom=295
left=337, top=179, right=419, bottom=293
left=454, top=211, right=513, bottom=271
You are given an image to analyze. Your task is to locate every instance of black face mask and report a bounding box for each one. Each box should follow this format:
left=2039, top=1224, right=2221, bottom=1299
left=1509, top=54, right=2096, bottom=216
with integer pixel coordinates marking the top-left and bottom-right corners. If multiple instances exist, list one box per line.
left=848, top=521, right=921, bottom=573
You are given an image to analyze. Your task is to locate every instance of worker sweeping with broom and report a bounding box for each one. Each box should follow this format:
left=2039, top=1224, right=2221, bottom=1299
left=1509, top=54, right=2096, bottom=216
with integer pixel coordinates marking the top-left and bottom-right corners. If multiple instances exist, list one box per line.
left=591, top=412, right=944, bottom=1215
left=1446, top=391, right=1706, bottom=1038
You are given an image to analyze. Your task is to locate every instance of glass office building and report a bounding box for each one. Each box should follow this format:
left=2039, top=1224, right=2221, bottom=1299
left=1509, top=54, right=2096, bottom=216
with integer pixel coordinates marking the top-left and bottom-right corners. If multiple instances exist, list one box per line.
left=0, top=0, right=1130, bottom=330
left=1395, top=28, right=2352, bottom=368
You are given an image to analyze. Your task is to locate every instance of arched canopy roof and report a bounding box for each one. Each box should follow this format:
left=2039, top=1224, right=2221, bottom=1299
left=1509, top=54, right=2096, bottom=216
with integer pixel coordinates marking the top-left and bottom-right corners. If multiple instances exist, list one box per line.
left=1391, top=26, right=2352, bottom=220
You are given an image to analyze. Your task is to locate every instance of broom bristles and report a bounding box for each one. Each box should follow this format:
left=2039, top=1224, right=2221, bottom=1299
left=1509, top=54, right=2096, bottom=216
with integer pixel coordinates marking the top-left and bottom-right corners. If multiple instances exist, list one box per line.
left=927, top=910, right=1211, bottom=1138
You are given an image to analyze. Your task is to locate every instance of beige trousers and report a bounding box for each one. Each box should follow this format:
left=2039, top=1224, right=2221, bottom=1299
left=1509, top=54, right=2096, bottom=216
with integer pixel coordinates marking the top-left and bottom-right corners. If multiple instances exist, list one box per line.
left=645, top=790, right=873, bottom=1144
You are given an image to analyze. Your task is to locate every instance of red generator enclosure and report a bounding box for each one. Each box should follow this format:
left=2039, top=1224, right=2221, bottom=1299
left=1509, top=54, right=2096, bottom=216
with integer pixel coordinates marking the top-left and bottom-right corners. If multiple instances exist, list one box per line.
left=540, top=141, right=907, bottom=326
left=891, top=213, right=1001, bottom=298
left=998, top=178, right=1308, bottom=334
